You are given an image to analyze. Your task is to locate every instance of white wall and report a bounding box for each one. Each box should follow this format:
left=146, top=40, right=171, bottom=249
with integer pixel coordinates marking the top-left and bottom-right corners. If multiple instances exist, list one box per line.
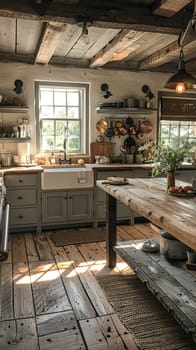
left=0, top=62, right=170, bottom=157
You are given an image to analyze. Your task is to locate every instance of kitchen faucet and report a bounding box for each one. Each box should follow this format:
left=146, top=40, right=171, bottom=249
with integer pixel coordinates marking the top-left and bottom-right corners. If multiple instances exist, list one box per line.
left=59, top=125, right=71, bottom=164
left=63, top=138, right=67, bottom=161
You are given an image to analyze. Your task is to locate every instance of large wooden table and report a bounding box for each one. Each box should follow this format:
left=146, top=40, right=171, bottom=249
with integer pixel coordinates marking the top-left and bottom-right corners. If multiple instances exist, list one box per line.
left=96, top=177, right=196, bottom=343
left=96, top=177, right=196, bottom=267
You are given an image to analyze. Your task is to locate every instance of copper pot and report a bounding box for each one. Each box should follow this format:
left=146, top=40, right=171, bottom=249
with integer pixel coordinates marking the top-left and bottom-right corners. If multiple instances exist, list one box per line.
left=140, top=119, right=153, bottom=134
left=96, top=119, right=108, bottom=133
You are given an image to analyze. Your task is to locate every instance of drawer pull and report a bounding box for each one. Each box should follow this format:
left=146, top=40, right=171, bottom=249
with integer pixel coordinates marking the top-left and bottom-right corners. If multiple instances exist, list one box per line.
left=17, top=196, right=23, bottom=200
left=18, top=215, right=23, bottom=219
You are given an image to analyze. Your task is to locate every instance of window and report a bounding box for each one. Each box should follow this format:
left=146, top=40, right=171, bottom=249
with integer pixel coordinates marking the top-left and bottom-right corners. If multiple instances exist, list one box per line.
left=158, top=91, right=196, bottom=151
left=35, top=81, right=89, bottom=155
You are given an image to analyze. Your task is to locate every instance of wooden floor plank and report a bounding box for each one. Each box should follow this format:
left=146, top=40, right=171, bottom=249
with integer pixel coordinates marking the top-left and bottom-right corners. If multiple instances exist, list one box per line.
left=39, top=329, right=86, bottom=350
left=13, top=263, right=35, bottom=318
left=36, top=310, right=78, bottom=336
left=65, top=245, right=114, bottom=316
left=2, top=223, right=190, bottom=349
left=33, top=233, right=54, bottom=261
left=134, top=223, right=160, bottom=238
left=0, top=318, right=38, bottom=350
left=79, top=317, right=108, bottom=348
left=29, top=260, right=71, bottom=315
left=0, top=263, right=13, bottom=320
left=24, top=233, right=39, bottom=262
left=56, top=257, right=97, bottom=320
left=110, top=314, right=138, bottom=350
left=12, top=234, right=27, bottom=263
left=0, top=319, right=16, bottom=349
left=97, top=315, right=130, bottom=348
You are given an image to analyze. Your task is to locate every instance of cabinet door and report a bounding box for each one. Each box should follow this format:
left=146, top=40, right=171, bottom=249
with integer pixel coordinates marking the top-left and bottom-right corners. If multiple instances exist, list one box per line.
left=67, top=190, right=93, bottom=222
left=42, top=192, right=67, bottom=223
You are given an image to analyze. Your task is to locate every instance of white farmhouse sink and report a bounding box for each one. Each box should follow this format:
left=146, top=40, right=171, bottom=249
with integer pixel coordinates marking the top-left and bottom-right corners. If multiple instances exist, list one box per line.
left=41, top=167, right=94, bottom=190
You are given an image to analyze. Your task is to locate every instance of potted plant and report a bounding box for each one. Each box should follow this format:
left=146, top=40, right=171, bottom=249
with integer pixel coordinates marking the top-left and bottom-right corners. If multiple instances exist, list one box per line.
left=148, top=142, right=191, bottom=190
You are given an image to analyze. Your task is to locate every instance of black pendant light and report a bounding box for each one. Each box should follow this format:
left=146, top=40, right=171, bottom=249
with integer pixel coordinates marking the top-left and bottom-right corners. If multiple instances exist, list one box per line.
left=164, top=49, right=196, bottom=94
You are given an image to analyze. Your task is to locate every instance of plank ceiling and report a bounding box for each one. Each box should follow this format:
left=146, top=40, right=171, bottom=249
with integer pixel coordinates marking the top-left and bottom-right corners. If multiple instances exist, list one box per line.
left=0, top=0, right=195, bottom=73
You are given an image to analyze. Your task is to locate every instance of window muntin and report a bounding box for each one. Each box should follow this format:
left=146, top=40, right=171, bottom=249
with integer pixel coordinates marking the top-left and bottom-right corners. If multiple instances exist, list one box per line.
left=159, top=120, right=196, bottom=149
left=35, top=82, right=89, bottom=154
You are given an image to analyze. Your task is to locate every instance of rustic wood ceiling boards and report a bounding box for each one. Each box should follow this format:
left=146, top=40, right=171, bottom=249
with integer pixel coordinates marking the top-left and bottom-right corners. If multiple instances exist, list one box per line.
left=0, top=0, right=195, bottom=73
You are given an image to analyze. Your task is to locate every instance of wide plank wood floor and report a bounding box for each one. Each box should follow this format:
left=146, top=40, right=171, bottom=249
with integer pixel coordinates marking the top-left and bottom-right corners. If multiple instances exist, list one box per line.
left=0, top=223, right=160, bottom=349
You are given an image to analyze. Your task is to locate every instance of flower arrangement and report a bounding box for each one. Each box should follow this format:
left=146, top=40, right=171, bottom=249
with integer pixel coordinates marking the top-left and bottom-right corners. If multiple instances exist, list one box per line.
left=147, top=141, right=191, bottom=177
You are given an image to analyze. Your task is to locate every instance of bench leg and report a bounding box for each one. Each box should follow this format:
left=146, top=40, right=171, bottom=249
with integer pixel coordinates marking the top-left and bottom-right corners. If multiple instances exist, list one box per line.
left=106, top=194, right=117, bottom=268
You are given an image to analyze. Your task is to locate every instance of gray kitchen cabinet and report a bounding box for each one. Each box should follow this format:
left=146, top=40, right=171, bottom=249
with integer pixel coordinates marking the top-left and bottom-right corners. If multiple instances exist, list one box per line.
left=175, top=169, right=196, bottom=182
left=94, top=169, right=134, bottom=226
left=133, top=168, right=152, bottom=178
left=4, top=172, right=41, bottom=232
left=41, top=189, right=94, bottom=227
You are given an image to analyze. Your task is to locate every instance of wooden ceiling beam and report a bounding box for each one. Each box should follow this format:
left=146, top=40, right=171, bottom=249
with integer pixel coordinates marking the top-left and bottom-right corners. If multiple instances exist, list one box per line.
left=153, top=0, right=192, bottom=18
left=139, top=41, right=180, bottom=69
left=0, top=1, right=192, bottom=35
left=139, top=39, right=196, bottom=70
left=89, top=30, right=144, bottom=68
left=34, top=21, right=65, bottom=64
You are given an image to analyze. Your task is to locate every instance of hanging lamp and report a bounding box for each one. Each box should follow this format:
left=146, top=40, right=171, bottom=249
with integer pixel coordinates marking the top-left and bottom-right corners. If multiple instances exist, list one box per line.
left=164, top=49, right=196, bottom=94
left=76, top=15, right=93, bottom=45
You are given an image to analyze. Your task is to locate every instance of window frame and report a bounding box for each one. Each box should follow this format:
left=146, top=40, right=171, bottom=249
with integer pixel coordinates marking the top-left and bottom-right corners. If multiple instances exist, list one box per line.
left=157, top=91, right=196, bottom=148
left=35, top=81, right=90, bottom=155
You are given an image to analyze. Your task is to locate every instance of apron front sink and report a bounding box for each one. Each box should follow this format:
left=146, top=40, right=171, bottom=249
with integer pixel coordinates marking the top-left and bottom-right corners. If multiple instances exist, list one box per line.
left=41, top=167, right=94, bottom=189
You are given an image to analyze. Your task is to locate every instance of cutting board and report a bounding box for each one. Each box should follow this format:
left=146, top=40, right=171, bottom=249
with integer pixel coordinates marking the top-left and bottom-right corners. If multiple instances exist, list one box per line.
left=90, top=142, right=113, bottom=163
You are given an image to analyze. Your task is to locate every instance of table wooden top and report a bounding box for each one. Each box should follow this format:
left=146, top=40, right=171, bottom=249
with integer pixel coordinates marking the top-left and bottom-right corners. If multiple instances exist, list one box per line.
left=96, top=177, right=196, bottom=251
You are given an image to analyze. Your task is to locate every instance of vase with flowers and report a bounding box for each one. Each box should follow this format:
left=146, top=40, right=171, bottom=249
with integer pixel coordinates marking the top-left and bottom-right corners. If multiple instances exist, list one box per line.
left=148, top=142, right=191, bottom=191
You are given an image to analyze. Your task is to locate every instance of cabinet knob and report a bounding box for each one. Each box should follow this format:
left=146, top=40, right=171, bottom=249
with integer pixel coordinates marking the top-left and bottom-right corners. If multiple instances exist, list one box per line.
left=18, top=215, right=23, bottom=219
left=19, top=179, right=23, bottom=183
left=69, top=196, right=72, bottom=199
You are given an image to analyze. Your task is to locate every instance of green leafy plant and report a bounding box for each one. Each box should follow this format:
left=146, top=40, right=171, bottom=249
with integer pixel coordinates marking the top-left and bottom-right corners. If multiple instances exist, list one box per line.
left=149, top=142, right=191, bottom=177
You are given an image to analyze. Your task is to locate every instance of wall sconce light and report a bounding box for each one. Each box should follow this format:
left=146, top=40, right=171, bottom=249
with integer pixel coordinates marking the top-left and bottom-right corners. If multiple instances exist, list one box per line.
left=164, top=49, right=196, bottom=94
left=76, top=14, right=93, bottom=45
left=141, top=85, right=154, bottom=99
left=13, top=79, right=23, bottom=94
left=101, top=83, right=112, bottom=99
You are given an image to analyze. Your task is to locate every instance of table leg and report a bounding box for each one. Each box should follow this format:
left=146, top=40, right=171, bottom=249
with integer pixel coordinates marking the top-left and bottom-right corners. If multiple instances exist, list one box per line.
left=106, top=193, right=117, bottom=268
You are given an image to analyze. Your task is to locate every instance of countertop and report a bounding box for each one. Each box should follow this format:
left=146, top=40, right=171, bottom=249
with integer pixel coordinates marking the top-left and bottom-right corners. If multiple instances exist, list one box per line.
left=0, top=163, right=196, bottom=176
left=0, top=165, right=43, bottom=176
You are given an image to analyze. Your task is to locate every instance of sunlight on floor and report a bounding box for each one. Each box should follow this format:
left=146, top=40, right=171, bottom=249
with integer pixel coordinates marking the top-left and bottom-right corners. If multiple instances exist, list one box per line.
left=14, top=258, right=132, bottom=284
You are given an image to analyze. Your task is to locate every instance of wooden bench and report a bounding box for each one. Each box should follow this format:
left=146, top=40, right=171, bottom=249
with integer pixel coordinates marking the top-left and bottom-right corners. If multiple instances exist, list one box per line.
left=114, top=238, right=196, bottom=344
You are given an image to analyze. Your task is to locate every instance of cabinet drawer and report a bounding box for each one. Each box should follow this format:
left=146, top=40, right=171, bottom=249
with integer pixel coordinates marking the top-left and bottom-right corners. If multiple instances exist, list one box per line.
left=96, top=170, right=132, bottom=180
left=4, top=174, right=37, bottom=187
left=7, top=189, right=37, bottom=206
left=9, top=208, right=37, bottom=225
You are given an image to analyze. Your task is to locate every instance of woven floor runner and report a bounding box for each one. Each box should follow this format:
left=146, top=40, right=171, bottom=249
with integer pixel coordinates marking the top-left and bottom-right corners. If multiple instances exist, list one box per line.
left=96, top=274, right=195, bottom=350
